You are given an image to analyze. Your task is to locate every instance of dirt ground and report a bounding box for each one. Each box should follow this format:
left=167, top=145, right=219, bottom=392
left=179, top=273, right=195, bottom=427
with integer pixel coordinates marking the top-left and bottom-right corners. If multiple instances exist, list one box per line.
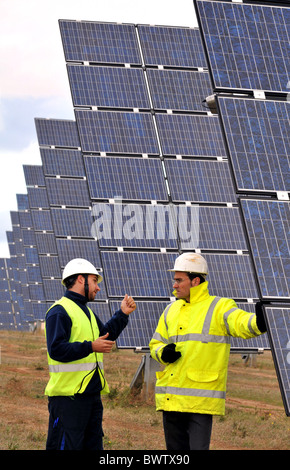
left=0, top=330, right=289, bottom=451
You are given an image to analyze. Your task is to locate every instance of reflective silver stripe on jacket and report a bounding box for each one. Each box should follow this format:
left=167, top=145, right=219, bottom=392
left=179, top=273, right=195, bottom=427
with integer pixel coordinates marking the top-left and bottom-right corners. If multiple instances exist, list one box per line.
left=201, top=296, right=221, bottom=343
left=155, top=385, right=226, bottom=399
left=49, top=361, right=103, bottom=373
left=223, top=307, right=238, bottom=335
left=155, top=296, right=232, bottom=347
left=164, top=302, right=174, bottom=331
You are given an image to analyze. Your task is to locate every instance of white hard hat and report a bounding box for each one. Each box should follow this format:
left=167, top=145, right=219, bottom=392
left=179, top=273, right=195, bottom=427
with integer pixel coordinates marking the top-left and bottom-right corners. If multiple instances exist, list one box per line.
left=168, top=253, right=208, bottom=276
left=62, top=258, right=103, bottom=286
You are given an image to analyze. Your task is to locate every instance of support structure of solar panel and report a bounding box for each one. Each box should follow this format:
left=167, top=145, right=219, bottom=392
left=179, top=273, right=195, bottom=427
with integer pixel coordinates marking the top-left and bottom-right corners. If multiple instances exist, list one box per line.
left=194, top=0, right=289, bottom=414
left=59, top=20, right=269, bottom=352
left=34, top=118, right=111, bottom=322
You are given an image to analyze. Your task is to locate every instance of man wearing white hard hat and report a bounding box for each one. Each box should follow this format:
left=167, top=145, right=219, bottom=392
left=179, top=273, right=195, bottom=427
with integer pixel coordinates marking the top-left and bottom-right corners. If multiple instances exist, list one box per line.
left=150, top=252, right=266, bottom=450
left=45, top=258, right=136, bottom=450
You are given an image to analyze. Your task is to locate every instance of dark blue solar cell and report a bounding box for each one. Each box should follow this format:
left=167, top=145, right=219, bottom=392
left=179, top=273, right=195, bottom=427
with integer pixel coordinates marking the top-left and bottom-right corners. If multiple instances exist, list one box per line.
left=75, top=110, right=159, bottom=155
left=102, top=251, right=257, bottom=299
left=110, top=300, right=169, bottom=348
left=31, top=210, right=53, bottom=232
left=85, top=156, right=168, bottom=202
left=39, top=255, right=61, bottom=278
left=46, top=178, right=91, bottom=208
left=147, top=69, right=212, bottom=112
left=138, top=25, right=207, bottom=68
left=93, top=202, right=178, bottom=249
left=68, top=65, right=151, bottom=109
left=156, top=114, right=226, bottom=157
left=189, top=206, right=247, bottom=251
left=102, top=251, right=178, bottom=298
left=35, top=119, right=80, bottom=148
left=41, top=148, right=85, bottom=178
left=23, top=165, right=46, bottom=187
left=165, top=159, right=237, bottom=203
left=217, top=97, right=290, bottom=193
left=241, top=199, right=290, bottom=299
left=27, top=187, right=49, bottom=210
left=51, top=208, right=92, bottom=238
left=59, top=21, right=142, bottom=64
left=195, top=0, right=290, bottom=93
left=56, top=239, right=102, bottom=269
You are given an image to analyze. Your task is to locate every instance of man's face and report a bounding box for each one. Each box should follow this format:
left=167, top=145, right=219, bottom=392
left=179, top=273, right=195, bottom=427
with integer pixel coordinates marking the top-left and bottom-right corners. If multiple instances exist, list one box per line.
left=87, top=274, right=101, bottom=301
left=172, top=271, right=199, bottom=302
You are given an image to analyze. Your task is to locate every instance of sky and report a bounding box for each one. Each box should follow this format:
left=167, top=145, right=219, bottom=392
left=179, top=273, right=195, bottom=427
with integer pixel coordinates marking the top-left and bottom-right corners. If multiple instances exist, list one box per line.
left=0, top=0, right=198, bottom=258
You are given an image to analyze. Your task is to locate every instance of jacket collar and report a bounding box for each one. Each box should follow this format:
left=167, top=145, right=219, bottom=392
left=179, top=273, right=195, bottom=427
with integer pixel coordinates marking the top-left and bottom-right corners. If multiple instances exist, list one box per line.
left=173, top=281, right=210, bottom=304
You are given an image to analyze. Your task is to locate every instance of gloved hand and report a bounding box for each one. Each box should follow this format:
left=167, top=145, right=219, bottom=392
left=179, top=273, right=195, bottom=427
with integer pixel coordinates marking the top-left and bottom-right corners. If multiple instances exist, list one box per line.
left=161, top=343, right=181, bottom=363
left=255, top=301, right=267, bottom=333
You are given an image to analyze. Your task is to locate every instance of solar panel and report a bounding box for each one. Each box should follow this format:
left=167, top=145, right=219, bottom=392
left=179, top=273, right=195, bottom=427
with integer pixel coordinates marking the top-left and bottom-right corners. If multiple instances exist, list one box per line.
left=90, top=157, right=166, bottom=202
left=93, top=202, right=178, bottom=249
left=156, top=114, right=227, bottom=158
left=195, top=0, right=290, bottom=93
left=46, top=178, right=91, bottom=208
left=67, top=65, right=151, bottom=110
left=42, top=279, right=66, bottom=302
left=102, top=251, right=258, bottom=299
left=205, top=253, right=258, bottom=299
left=27, top=187, right=49, bottom=210
left=110, top=300, right=169, bottom=348
left=240, top=199, right=290, bottom=300
left=56, top=239, right=102, bottom=269
left=263, top=305, right=290, bottom=416
left=51, top=208, right=92, bottom=238
left=138, top=25, right=207, bottom=68
left=147, top=69, right=212, bottom=112
left=87, top=302, right=112, bottom=324
left=75, top=110, right=159, bottom=155
left=164, top=159, right=237, bottom=204
left=179, top=206, right=247, bottom=251
left=35, top=118, right=80, bottom=148
left=59, top=20, right=142, bottom=64
left=84, top=156, right=168, bottom=202
left=31, top=209, right=53, bottom=232
left=102, top=251, right=178, bottom=298
left=217, top=96, right=290, bottom=193
left=23, top=165, right=46, bottom=187
left=41, top=148, right=85, bottom=178
left=35, top=232, right=57, bottom=255
left=39, top=255, right=61, bottom=278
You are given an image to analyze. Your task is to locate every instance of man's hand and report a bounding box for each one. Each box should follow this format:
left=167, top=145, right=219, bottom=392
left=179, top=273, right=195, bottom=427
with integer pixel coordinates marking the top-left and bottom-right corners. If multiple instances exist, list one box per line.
left=92, top=332, right=115, bottom=353
left=121, top=294, right=136, bottom=315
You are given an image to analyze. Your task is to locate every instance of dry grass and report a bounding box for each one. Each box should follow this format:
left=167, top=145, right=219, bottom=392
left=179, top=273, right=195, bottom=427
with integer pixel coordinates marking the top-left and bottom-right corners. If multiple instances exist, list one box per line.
left=0, top=330, right=289, bottom=450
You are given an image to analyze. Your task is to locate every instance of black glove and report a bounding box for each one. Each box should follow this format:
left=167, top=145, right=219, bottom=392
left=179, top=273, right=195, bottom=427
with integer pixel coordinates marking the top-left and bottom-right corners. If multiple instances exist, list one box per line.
left=255, top=301, right=267, bottom=333
left=161, top=343, right=181, bottom=363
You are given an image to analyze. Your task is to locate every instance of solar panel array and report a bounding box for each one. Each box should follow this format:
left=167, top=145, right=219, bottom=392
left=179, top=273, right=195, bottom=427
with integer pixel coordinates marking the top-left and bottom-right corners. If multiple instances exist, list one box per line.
left=0, top=19, right=271, bottom=359
left=195, top=0, right=289, bottom=415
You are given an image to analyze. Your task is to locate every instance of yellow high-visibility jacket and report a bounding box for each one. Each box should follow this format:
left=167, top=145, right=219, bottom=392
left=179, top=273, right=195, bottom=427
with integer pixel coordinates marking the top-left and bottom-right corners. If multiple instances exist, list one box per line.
left=149, top=281, right=264, bottom=416
left=45, top=297, right=110, bottom=397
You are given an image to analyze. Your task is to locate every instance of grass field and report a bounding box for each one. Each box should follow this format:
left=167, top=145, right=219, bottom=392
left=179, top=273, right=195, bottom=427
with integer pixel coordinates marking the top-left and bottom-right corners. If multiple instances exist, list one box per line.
left=0, top=330, right=289, bottom=450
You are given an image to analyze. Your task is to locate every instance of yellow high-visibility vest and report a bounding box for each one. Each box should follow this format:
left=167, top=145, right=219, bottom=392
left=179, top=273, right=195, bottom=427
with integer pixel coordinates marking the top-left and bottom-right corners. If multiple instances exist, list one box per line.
left=45, top=297, right=110, bottom=397
left=149, top=282, right=263, bottom=416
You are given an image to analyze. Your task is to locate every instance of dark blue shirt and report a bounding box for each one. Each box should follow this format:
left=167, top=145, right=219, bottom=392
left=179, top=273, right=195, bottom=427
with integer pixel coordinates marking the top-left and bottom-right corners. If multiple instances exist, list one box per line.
left=45, top=290, right=129, bottom=394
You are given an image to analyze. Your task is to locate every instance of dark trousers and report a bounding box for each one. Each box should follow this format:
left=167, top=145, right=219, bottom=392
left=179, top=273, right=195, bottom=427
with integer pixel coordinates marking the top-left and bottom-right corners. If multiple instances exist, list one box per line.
left=163, top=411, right=213, bottom=450
left=46, top=394, right=103, bottom=450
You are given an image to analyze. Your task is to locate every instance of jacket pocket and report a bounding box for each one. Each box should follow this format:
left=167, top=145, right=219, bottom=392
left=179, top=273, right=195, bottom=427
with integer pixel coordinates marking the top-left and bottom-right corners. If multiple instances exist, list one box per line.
left=187, top=369, right=219, bottom=383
